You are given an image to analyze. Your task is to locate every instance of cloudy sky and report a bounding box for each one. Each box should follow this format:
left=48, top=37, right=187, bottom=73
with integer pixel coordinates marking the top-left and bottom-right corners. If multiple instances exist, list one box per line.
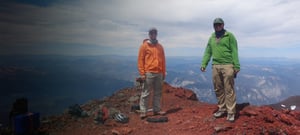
left=1, top=0, right=300, bottom=58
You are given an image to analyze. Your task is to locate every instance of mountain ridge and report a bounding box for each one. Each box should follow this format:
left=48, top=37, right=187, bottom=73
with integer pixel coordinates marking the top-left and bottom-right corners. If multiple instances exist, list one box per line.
left=269, top=95, right=300, bottom=111
left=40, top=83, right=300, bottom=135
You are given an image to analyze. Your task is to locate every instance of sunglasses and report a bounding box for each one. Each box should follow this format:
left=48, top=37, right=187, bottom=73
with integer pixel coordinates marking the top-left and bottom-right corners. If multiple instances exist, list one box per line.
left=214, top=23, right=223, bottom=27
left=149, top=32, right=157, bottom=35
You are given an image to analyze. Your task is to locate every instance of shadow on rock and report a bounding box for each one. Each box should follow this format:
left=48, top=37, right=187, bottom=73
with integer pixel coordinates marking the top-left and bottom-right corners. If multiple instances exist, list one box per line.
left=236, top=102, right=250, bottom=119
left=166, top=107, right=182, bottom=115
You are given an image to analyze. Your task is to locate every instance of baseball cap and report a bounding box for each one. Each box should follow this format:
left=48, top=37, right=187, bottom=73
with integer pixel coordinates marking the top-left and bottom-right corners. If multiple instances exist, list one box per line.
left=213, top=18, right=224, bottom=24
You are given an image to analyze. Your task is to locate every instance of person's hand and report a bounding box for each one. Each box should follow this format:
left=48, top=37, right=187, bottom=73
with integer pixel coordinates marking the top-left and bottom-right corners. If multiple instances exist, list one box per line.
left=234, top=69, right=240, bottom=78
left=136, top=76, right=146, bottom=83
left=141, top=75, right=146, bottom=80
left=200, top=67, right=206, bottom=72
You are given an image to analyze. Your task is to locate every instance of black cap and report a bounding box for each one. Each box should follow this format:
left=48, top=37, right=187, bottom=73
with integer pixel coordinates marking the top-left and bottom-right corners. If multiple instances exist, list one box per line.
left=148, top=27, right=158, bottom=34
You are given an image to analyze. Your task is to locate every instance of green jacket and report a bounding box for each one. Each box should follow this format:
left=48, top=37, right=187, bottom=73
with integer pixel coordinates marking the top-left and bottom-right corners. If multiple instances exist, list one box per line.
left=201, top=30, right=240, bottom=70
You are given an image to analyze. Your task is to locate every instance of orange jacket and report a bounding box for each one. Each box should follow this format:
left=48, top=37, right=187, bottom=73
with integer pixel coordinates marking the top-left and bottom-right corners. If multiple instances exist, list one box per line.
left=138, top=39, right=166, bottom=78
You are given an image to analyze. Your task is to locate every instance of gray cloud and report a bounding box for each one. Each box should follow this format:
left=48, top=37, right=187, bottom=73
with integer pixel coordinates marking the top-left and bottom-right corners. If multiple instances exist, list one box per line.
left=1, top=0, right=300, bottom=57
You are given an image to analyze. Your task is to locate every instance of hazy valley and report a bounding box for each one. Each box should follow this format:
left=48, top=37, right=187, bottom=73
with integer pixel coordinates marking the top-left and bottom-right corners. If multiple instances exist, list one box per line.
left=1, top=55, right=300, bottom=124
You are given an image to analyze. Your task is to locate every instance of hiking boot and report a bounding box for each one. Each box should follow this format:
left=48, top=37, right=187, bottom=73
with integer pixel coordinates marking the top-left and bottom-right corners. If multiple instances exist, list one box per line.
left=153, top=111, right=166, bottom=116
left=213, top=110, right=226, bottom=118
left=140, top=112, right=147, bottom=119
left=227, top=113, right=235, bottom=122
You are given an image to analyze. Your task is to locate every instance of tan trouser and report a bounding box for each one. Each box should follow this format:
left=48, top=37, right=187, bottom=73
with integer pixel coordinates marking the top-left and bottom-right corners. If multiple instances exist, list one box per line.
left=139, top=72, right=163, bottom=113
left=212, top=64, right=236, bottom=114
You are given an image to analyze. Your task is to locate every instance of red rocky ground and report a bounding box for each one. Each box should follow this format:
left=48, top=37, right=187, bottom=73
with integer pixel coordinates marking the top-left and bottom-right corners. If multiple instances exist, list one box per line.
left=41, top=83, right=300, bottom=135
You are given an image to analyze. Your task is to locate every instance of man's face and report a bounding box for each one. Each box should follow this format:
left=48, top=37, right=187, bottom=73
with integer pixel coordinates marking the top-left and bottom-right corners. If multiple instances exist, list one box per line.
left=214, top=23, right=224, bottom=32
left=149, top=32, right=157, bottom=40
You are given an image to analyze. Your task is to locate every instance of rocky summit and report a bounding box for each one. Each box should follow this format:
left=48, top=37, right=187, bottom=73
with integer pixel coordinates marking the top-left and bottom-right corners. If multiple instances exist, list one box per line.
left=38, top=83, right=300, bottom=135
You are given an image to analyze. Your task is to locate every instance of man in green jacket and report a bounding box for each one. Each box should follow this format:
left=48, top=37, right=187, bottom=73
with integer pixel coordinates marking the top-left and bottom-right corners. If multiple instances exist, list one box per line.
left=200, top=18, right=240, bottom=122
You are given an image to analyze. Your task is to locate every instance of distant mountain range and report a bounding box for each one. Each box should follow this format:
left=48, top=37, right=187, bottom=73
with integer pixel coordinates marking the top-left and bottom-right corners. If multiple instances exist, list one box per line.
left=0, top=55, right=134, bottom=124
left=269, top=95, right=300, bottom=111
left=166, top=56, right=300, bottom=105
left=1, top=55, right=300, bottom=124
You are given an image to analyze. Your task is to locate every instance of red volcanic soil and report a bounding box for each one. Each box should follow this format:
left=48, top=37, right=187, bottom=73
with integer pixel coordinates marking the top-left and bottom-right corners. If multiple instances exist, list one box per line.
left=40, top=83, right=300, bottom=135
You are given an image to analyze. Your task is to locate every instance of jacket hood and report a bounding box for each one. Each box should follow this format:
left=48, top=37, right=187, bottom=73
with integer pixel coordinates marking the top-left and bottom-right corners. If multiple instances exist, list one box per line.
left=143, top=39, right=158, bottom=44
left=143, top=39, right=149, bottom=43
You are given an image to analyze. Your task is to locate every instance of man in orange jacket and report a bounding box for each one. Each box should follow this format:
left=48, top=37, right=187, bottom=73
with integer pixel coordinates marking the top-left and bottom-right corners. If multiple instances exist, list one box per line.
left=137, top=27, right=166, bottom=119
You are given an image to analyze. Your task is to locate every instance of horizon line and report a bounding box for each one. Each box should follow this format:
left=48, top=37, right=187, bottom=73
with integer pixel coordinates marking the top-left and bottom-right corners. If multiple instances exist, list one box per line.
left=1, top=54, right=299, bottom=60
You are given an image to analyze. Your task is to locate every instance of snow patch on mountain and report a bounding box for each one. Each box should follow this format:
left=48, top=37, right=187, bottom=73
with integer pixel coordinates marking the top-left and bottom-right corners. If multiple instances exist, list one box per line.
left=242, top=74, right=256, bottom=79
left=171, top=78, right=195, bottom=87
left=257, top=77, right=267, bottom=87
left=199, top=74, right=208, bottom=82
left=188, top=70, right=196, bottom=75
left=261, top=67, right=273, bottom=72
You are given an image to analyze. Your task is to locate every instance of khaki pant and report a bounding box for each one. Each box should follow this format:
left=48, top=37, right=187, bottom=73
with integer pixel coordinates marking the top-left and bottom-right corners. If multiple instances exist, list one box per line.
left=212, top=64, right=236, bottom=114
left=139, top=72, right=163, bottom=113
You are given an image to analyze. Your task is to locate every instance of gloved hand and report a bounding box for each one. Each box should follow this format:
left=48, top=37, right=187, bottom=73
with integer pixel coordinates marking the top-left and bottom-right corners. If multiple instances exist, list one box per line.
left=200, top=67, right=206, bottom=72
